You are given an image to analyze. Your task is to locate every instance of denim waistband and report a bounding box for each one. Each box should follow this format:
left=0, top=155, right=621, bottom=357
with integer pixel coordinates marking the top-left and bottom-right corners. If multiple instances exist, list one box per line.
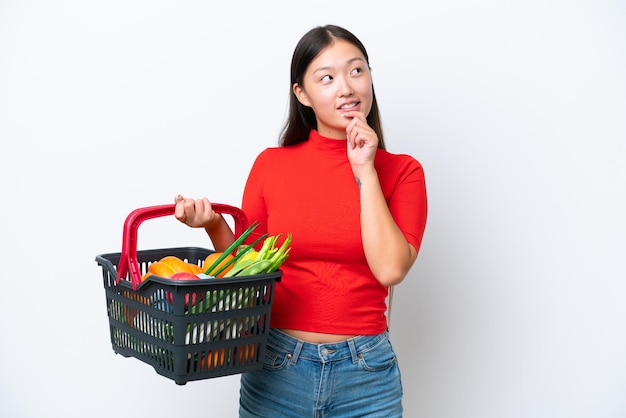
left=267, top=328, right=389, bottom=365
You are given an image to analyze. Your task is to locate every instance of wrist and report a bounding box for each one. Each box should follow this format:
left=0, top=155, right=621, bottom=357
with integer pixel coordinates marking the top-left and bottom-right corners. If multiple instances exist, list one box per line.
left=353, top=166, right=378, bottom=183
left=203, top=214, right=224, bottom=231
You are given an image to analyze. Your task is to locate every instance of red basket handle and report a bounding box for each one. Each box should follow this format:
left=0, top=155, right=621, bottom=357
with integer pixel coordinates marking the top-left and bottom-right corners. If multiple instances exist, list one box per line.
left=116, top=203, right=248, bottom=289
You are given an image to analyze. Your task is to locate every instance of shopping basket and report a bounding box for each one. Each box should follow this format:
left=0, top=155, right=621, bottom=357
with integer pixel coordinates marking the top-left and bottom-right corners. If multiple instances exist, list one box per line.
left=95, top=203, right=281, bottom=385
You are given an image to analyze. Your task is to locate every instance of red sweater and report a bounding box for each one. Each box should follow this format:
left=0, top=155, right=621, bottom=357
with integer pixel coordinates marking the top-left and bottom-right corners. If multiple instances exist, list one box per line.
left=242, top=130, right=427, bottom=335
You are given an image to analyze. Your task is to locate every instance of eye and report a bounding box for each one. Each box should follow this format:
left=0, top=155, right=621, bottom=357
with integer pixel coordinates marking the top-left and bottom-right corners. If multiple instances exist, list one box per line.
left=351, top=67, right=363, bottom=76
left=320, top=74, right=333, bottom=83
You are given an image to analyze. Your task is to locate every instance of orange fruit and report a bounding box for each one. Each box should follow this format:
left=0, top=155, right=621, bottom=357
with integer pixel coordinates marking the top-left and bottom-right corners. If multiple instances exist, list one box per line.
left=199, top=348, right=225, bottom=370
left=148, top=261, right=177, bottom=277
left=236, top=343, right=256, bottom=364
left=147, top=256, right=203, bottom=278
left=122, top=291, right=148, bottom=326
left=186, top=263, right=203, bottom=274
left=203, top=252, right=234, bottom=277
left=159, top=256, right=196, bottom=272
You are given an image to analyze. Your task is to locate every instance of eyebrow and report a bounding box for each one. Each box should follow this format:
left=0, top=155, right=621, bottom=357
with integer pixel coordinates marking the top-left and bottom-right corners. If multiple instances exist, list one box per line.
left=312, top=57, right=366, bottom=74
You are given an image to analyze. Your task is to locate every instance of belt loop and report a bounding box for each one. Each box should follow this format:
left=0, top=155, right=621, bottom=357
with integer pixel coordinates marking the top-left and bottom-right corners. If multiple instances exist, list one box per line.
left=290, top=340, right=303, bottom=365
left=347, top=338, right=359, bottom=364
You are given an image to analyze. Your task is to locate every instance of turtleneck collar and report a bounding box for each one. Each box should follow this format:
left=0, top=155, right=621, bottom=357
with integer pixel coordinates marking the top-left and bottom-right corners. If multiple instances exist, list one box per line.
left=307, top=129, right=347, bottom=156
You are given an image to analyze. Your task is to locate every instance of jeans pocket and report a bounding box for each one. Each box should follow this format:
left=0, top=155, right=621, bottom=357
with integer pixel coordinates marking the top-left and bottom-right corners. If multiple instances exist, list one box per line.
left=262, top=345, right=291, bottom=371
left=358, top=337, right=398, bottom=372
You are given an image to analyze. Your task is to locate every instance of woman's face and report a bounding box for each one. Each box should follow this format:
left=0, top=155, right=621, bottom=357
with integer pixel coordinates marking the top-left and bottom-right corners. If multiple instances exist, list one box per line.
left=294, top=39, right=373, bottom=139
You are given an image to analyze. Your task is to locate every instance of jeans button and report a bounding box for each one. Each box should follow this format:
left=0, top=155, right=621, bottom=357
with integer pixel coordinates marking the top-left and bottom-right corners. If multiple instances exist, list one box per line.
left=321, top=348, right=329, bottom=356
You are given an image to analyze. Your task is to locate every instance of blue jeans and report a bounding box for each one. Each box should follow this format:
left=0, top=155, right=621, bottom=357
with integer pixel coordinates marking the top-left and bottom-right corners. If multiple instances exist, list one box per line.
left=239, top=328, right=403, bottom=417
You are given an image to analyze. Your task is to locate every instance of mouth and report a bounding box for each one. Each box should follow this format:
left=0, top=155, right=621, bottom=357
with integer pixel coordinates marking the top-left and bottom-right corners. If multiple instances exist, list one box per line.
left=338, top=101, right=360, bottom=111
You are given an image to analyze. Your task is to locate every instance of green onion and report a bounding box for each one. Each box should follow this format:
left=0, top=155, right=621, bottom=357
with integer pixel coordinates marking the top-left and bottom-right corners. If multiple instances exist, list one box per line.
left=267, top=233, right=292, bottom=272
left=203, top=221, right=261, bottom=275
left=210, top=231, right=268, bottom=277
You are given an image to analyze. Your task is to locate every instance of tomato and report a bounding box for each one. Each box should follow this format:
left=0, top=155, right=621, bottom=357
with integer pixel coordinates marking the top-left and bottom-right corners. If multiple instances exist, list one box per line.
left=165, top=272, right=201, bottom=307
left=169, top=272, right=199, bottom=281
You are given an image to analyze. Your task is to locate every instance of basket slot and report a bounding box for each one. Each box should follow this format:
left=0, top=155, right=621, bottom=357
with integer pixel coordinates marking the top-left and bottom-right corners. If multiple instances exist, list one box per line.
left=111, top=327, right=175, bottom=371
left=187, top=340, right=261, bottom=374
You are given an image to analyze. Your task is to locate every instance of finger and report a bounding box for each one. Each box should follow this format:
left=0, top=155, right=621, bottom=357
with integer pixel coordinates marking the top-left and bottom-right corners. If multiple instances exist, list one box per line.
left=182, top=198, right=197, bottom=221
left=353, top=126, right=367, bottom=148
left=354, top=129, right=363, bottom=148
left=200, top=197, right=213, bottom=219
left=342, top=110, right=366, bottom=121
left=174, top=199, right=187, bottom=222
left=348, top=129, right=357, bottom=149
left=347, top=121, right=358, bottom=146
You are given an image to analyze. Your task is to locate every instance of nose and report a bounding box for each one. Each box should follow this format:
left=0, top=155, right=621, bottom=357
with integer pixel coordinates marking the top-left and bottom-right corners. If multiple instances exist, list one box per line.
left=337, top=76, right=354, bottom=97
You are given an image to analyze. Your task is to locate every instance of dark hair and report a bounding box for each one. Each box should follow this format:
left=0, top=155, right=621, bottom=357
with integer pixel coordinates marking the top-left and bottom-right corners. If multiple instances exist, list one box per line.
left=279, top=25, right=386, bottom=150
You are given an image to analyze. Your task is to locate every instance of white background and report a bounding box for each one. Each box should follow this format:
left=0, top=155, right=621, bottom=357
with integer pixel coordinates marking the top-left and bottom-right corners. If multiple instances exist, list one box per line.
left=1, top=1, right=625, bottom=417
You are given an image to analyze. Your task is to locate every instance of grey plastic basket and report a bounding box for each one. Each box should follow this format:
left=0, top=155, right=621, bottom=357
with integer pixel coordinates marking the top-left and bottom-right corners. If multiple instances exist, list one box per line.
left=95, top=204, right=280, bottom=385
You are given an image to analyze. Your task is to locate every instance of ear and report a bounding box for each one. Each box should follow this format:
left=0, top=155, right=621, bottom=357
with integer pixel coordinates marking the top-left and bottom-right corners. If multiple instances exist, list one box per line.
left=293, top=83, right=311, bottom=107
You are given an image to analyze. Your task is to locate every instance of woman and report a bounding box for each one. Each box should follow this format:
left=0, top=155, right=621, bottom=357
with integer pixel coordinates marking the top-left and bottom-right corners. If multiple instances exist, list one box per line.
left=175, top=24, right=427, bottom=418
